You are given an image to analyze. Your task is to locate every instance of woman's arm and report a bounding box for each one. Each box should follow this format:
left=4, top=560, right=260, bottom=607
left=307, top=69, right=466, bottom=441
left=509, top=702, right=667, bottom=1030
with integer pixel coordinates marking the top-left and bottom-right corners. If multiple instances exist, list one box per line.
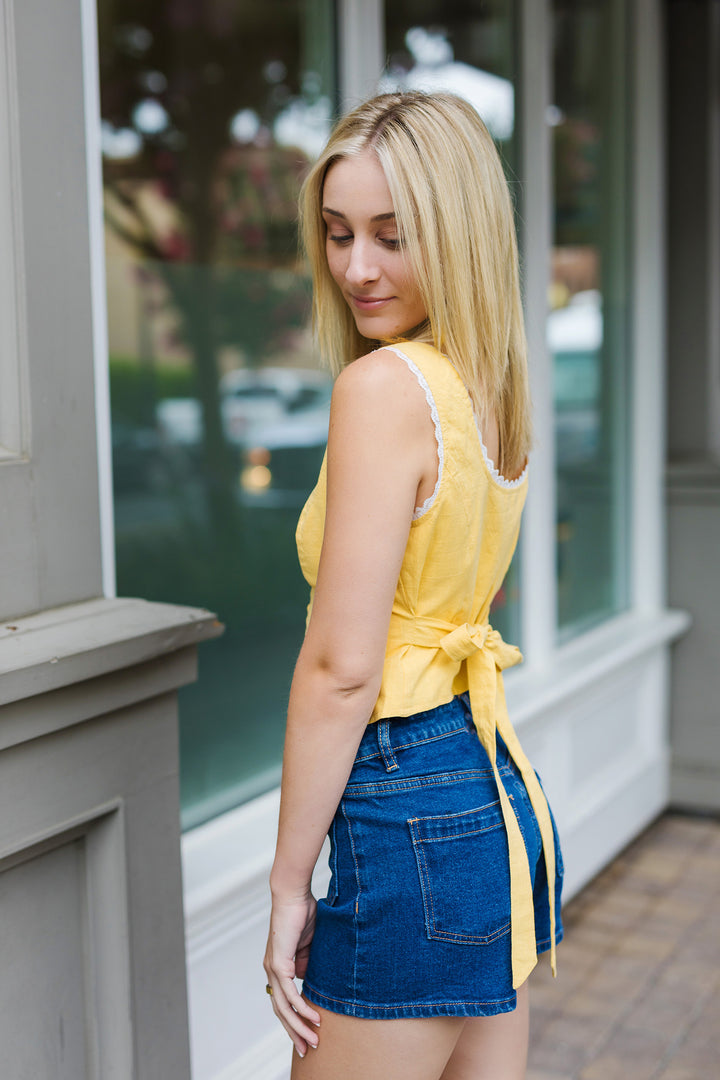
left=263, top=348, right=438, bottom=1055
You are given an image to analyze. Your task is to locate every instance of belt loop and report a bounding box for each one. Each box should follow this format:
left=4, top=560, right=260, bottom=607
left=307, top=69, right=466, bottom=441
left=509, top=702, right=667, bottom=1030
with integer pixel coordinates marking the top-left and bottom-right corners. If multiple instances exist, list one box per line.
left=377, top=721, right=398, bottom=772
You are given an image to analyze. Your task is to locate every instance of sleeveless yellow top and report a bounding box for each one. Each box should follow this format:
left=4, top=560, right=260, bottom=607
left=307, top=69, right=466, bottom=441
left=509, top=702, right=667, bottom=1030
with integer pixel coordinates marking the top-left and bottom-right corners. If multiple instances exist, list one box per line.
left=296, top=340, right=557, bottom=988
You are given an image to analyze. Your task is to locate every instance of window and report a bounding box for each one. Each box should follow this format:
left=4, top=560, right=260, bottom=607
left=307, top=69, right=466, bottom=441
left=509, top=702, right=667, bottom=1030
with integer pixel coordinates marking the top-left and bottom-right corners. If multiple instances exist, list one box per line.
left=98, top=0, right=337, bottom=828
left=551, top=0, right=631, bottom=636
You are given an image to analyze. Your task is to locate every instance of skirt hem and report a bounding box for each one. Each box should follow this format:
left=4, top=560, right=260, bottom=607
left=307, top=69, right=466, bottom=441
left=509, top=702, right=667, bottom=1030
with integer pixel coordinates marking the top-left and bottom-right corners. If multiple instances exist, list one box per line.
left=302, top=983, right=518, bottom=1019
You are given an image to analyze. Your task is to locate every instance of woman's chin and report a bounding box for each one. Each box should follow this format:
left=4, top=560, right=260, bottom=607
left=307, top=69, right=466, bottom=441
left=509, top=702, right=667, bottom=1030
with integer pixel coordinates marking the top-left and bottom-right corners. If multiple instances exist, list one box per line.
left=352, top=315, right=422, bottom=342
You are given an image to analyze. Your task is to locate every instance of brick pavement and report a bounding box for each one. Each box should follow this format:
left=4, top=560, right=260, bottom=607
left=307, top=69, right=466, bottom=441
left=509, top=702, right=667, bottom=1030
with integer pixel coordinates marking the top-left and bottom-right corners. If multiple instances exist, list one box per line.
left=528, top=813, right=720, bottom=1080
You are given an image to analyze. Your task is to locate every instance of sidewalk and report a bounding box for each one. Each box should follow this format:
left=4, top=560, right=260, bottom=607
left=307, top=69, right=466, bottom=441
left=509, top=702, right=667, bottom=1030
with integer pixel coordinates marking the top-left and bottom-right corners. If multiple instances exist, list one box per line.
left=528, top=813, right=720, bottom=1080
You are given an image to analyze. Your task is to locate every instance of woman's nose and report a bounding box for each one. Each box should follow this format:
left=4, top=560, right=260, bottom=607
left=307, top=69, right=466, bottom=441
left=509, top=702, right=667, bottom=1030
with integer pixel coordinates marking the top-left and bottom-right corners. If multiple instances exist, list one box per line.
left=345, top=239, right=379, bottom=285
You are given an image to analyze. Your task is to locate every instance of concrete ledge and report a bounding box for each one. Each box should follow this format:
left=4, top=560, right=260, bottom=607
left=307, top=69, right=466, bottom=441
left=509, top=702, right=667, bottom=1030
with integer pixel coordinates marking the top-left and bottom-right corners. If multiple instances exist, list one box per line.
left=0, top=645, right=197, bottom=753
left=0, top=597, right=223, bottom=707
left=0, top=595, right=218, bottom=1078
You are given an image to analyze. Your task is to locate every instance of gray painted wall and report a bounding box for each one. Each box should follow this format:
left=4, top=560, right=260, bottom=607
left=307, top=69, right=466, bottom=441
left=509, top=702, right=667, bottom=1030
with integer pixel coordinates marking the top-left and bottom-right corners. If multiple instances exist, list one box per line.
left=0, top=0, right=102, bottom=621
left=666, top=0, right=719, bottom=462
left=666, top=0, right=720, bottom=810
left=0, top=598, right=221, bottom=1079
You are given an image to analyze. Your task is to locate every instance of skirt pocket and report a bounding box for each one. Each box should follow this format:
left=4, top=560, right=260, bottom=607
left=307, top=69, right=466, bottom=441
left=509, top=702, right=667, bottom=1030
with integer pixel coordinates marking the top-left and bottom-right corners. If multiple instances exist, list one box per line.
left=409, top=799, right=511, bottom=946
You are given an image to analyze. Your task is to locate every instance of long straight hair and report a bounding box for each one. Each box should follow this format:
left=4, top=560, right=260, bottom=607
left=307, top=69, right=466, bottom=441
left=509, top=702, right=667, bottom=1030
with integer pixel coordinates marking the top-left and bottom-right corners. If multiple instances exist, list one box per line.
left=300, top=92, right=531, bottom=478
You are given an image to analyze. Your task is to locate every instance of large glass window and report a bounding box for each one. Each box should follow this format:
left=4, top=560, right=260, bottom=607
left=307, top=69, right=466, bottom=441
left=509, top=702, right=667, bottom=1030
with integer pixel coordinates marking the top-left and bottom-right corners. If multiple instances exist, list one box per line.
left=382, top=0, right=522, bottom=646
left=98, top=0, right=337, bottom=828
left=551, top=0, right=631, bottom=636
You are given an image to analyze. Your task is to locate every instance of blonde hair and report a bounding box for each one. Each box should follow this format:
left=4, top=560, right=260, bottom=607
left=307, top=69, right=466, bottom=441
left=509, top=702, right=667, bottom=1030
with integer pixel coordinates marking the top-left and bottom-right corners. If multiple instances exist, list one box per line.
left=300, top=91, right=531, bottom=478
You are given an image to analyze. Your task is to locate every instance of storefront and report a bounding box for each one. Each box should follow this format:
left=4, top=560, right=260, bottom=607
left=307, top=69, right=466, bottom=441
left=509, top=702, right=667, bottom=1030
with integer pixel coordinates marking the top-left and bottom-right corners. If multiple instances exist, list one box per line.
left=1, top=1, right=718, bottom=1078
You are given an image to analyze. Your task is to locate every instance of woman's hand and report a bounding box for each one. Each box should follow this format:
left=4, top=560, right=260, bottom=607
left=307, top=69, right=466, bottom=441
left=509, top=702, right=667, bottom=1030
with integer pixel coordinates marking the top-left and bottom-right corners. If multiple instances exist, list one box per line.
left=263, top=891, right=322, bottom=1057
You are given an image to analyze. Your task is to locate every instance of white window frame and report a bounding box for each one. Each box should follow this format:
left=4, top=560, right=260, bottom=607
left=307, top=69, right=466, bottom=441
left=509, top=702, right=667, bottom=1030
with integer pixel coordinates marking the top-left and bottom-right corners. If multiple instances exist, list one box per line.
left=337, top=0, right=385, bottom=108
left=82, top=0, right=116, bottom=598
left=517, top=0, right=557, bottom=665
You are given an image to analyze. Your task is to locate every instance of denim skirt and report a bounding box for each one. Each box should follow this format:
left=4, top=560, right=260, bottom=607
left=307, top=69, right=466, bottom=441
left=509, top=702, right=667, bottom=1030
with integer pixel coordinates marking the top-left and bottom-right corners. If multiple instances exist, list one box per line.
left=302, top=696, right=564, bottom=1019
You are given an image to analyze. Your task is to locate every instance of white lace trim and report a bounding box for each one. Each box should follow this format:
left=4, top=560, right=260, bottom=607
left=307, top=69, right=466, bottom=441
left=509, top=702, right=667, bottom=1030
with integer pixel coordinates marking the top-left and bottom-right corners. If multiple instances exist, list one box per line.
left=383, top=346, right=443, bottom=519
left=472, top=415, right=529, bottom=490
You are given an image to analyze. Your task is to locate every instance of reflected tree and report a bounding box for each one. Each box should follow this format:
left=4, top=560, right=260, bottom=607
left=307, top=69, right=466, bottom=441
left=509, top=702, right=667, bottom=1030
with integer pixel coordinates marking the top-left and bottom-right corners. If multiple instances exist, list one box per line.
left=98, top=0, right=328, bottom=538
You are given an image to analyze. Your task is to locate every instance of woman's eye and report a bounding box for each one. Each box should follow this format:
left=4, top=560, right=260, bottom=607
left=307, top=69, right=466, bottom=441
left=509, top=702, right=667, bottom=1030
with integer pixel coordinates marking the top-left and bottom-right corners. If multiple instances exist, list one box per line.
left=380, top=237, right=401, bottom=250
left=328, top=233, right=353, bottom=245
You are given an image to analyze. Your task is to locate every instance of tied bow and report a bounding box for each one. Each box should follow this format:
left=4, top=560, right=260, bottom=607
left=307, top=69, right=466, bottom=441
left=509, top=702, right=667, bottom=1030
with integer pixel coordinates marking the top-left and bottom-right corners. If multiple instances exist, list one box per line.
left=393, top=616, right=523, bottom=751
left=439, top=621, right=522, bottom=665
left=438, top=622, right=522, bottom=746
left=392, top=614, right=521, bottom=668
left=388, top=614, right=558, bottom=987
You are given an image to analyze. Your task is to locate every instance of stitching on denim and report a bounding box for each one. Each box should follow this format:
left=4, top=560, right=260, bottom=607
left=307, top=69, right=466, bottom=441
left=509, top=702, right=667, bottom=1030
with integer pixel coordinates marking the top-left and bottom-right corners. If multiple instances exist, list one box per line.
left=409, top=798, right=501, bottom=825
left=303, top=983, right=516, bottom=1011
left=420, top=922, right=511, bottom=946
left=408, top=813, right=510, bottom=946
left=341, top=800, right=361, bottom=998
left=537, top=926, right=564, bottom=951
left=378, top=721, right=399, bottom=772
left=390, top=724, right=468, bottom=752
left=344, top=768, right=495, bottom=797
left=409, top=820, right=434, bottom=938
left=354, top=723, right=467, bottom=763
left=414, top=822, right=505, bottom=842
left=503, top=770, right=544, bottom=875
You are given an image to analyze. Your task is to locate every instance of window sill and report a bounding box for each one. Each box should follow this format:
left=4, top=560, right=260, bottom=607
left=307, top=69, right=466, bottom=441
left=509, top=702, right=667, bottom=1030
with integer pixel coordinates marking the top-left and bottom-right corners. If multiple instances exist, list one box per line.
left=506, top=608, right=691, bottom=727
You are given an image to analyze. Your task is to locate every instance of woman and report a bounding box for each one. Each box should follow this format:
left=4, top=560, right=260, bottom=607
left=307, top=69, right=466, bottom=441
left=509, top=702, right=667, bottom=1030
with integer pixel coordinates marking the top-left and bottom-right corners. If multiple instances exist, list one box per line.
left=263, top=92, right=563, bottom=1080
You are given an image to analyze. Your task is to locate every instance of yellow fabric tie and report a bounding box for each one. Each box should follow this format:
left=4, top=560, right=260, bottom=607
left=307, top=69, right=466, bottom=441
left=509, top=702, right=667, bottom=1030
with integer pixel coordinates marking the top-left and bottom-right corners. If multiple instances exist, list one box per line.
left=387, top=616, right=557, bottom=988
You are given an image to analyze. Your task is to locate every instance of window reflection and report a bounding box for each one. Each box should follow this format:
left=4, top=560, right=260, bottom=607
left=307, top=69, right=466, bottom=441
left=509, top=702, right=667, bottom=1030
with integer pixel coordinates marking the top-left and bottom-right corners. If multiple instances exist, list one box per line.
left=381, top=25, right=514, bottom=144
left=98, top=0, right=336, bottom=827
left=551, top=0, right=630, bottom=635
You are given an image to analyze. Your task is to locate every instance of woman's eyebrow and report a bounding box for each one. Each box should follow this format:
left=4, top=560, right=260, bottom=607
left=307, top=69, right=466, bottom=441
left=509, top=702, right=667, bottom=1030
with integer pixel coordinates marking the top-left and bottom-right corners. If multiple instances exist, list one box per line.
left=322, top=207, right=396, bottom=223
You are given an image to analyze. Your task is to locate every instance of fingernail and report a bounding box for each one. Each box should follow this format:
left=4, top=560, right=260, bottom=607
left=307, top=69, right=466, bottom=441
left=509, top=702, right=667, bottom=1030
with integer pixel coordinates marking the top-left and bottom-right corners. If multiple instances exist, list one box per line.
left=297, top=1050, right=305, bottom=1059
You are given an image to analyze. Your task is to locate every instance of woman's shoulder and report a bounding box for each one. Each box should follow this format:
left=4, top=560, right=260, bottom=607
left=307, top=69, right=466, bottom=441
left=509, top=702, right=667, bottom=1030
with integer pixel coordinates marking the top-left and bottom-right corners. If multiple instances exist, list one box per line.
left=332, top=346, right=434, bottom=420
left=329, top=349, right=440, bottom=478
left=334, top=344, right=424, bottom=385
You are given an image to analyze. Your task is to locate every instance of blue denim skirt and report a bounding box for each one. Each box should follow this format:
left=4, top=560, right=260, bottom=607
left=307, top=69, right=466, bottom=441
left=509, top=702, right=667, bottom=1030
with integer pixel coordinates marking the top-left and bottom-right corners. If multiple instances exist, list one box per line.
left=302, top=696, right=564, bottom=1019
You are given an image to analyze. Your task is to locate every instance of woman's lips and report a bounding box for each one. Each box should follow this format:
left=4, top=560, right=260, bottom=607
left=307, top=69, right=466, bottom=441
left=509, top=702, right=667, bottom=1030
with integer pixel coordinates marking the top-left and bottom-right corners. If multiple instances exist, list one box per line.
left=350, top=295, right=393, bottom=310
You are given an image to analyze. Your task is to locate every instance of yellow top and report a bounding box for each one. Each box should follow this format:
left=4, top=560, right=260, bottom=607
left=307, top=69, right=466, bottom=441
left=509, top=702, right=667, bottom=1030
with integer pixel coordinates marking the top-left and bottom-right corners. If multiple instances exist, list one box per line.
left=296, top=340, right=557, bottom=988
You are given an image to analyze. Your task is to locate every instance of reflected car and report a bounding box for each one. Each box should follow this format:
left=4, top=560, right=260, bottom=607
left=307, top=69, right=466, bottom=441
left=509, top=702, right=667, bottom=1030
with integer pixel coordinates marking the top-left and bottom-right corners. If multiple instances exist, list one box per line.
left=111, top=419, right=185, bottom=493
left=238, top=382, right=332, bottom=508
left=549, top=289, right=603, bottom=466
left=156, top=367, right=330, bottom=448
